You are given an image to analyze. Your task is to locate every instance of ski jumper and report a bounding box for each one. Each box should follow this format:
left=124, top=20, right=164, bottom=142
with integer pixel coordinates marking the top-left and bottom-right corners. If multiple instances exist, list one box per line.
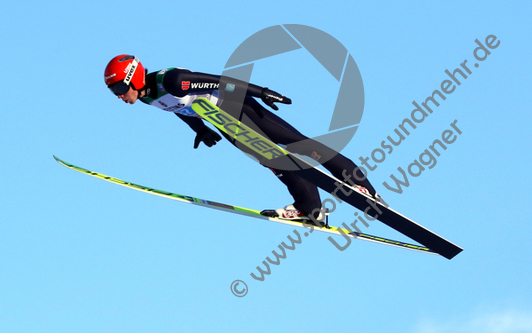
left=140, top=68, right=376, bottom=216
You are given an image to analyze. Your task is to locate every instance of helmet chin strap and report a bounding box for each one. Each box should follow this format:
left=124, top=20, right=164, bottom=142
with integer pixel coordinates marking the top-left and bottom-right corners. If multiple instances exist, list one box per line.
left=138, top=88, right=147, bottom=98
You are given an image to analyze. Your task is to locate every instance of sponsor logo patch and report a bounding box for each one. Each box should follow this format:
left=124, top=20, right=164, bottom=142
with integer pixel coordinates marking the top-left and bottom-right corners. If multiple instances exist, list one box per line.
left=124, top=63, right=132, bottom=74
left=225, top=83, right=236, bottom=92
left=311, top=151, right=321, bottom=161
left=190, top=82, right=219, bottom=89
left=163, top=103, right=186, bottom=112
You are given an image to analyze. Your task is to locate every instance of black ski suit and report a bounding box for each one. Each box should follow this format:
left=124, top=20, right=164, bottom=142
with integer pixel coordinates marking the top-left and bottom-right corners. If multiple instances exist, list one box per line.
left=140, top=68, right=376, bottom=216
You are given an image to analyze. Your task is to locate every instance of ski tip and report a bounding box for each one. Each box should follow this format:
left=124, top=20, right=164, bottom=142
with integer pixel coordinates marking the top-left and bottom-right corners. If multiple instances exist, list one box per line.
left=53, top=155, right=69, bottom=167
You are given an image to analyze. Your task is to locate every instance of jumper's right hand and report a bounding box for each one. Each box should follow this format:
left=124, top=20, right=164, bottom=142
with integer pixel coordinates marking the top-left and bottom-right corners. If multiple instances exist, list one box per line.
left=194, top=127, right=222, bottom=148
left=261, top=88, right=292, bottom=111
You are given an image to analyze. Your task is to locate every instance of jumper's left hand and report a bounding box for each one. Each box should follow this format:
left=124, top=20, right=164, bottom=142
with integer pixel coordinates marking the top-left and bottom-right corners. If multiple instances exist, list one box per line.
left=194, top=127, right=222, bottom=149
left=261, top=88, right=292, bottom=111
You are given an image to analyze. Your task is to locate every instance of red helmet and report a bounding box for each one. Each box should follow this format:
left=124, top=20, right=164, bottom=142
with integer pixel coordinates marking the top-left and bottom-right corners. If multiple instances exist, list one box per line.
left=104, top=55, right=146, bottom=95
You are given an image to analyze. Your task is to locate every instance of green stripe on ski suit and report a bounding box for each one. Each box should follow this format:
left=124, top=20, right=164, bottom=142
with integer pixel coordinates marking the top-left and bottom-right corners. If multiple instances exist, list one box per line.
left=139, top=67, right=176, bottom=104
left=53, top=156, right=433, bottom=254
left=191, top=98, right=289, bottom=160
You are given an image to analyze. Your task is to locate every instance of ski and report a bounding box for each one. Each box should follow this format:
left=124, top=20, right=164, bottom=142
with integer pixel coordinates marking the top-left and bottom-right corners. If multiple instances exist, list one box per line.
left=191, top=98, right=463, bottom=259
left=54, top=155, right=435, bottom=255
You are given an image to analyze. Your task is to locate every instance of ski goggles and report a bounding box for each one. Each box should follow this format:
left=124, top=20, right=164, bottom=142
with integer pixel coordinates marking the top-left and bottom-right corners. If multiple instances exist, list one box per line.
left=108, top=81, right=130, bottom=96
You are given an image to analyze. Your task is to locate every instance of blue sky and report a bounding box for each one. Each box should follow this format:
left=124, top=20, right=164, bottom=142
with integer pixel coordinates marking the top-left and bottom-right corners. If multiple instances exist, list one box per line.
left=1, top=1, right=531, bottom=332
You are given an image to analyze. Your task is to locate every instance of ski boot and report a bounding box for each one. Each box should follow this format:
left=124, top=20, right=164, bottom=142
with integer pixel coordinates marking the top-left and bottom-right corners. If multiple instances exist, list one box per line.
left=260, top=205, right=327, bottom=226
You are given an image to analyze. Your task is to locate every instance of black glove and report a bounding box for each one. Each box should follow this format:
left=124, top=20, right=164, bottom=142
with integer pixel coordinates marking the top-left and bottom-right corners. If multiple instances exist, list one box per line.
left=261, top=87, right=292, bottom=111
left=194, top=127, right=222, bottom=149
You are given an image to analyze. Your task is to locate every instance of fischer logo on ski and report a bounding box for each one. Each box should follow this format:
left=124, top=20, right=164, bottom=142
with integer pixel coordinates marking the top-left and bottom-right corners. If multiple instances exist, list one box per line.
left=192, top=98, right=288, bottom=160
